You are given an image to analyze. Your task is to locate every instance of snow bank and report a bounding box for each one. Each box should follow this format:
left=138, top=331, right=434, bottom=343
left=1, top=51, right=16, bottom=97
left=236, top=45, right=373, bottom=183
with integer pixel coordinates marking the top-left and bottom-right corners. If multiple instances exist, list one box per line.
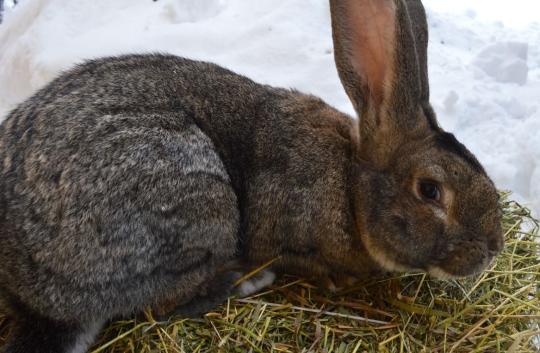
left=0, top=0, right=539, bottom=217
left=473, top=42, right=529, bottom=85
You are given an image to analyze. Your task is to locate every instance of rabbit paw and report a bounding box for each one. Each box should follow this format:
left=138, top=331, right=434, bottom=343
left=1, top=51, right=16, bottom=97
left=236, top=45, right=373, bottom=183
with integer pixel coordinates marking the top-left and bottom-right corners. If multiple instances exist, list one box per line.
left=235, top=269, right=276, bottom=297
left=154, top=271, right=241, bottom=320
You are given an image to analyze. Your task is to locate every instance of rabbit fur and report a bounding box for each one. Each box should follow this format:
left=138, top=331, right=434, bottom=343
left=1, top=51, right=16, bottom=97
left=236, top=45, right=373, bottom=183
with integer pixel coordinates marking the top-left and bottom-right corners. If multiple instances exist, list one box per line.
left=0, top=0, right=504, bottom=352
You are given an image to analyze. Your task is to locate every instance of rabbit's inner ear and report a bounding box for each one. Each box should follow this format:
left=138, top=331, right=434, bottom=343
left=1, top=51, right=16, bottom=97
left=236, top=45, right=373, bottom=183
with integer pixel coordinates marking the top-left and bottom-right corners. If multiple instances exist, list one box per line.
left=331, top=0, right=397, bottom=112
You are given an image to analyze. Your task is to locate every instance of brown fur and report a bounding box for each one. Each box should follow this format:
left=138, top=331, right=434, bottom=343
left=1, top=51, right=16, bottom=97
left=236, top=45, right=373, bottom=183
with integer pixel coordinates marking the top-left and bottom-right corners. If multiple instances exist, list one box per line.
left=249, top=0, right=505, bottom=282
left=0, top=0, right=503, bottom=351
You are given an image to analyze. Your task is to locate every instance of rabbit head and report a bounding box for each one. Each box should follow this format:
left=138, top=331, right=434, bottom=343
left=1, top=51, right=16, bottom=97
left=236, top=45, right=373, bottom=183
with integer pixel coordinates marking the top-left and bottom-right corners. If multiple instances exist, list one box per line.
left=330, top=0, right=504, bottom=278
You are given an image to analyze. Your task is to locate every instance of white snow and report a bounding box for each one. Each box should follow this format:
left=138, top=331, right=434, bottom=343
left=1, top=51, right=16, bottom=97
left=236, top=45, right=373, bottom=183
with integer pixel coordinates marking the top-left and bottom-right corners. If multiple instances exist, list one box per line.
left=0, top=0, right=539, bottom=217
left=473, top=41, right=529, bottom=85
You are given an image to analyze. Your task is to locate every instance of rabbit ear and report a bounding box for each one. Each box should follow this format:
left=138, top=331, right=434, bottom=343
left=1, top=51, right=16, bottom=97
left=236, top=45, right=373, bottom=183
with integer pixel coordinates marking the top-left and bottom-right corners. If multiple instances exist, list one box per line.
left=404, top=0, right=430, bottom=103
left=330, top=0, right=432, bottom=164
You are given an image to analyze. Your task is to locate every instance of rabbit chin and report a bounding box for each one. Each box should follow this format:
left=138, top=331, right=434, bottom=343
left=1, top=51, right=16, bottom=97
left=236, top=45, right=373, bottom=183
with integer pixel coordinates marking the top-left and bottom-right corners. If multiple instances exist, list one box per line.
left=427, top=266, right=459, bottom=280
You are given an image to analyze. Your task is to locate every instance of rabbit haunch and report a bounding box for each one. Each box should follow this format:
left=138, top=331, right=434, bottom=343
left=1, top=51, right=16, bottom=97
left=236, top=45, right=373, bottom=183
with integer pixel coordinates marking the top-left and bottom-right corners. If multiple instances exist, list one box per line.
left=0, top=0, right=503, bottom=352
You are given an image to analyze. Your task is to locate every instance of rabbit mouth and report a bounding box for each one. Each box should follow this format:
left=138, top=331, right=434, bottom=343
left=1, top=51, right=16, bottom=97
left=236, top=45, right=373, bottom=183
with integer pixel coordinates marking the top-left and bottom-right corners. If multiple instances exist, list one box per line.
left=427, top=254, right=494, bottom=280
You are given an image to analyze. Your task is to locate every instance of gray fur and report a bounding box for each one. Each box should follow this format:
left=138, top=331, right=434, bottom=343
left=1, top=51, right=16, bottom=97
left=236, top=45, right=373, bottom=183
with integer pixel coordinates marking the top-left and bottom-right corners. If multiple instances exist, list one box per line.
left=0, top=0, right=503, bottom=351
left=0, top=56, right=243, bottom=324
left=0, top=54, right=357, bottom=352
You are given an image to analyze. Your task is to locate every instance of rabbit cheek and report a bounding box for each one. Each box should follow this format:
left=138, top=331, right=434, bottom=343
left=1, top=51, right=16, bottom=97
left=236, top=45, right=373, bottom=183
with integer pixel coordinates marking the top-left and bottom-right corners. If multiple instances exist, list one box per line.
left=361, top=230, right=413, bottom=273
left=356, top=195, right=413, bottom=272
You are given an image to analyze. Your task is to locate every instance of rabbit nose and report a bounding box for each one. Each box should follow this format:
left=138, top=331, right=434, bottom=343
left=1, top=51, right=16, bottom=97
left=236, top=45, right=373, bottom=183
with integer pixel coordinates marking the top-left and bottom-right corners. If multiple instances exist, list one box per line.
left=487, top=230, right=504, bottom=256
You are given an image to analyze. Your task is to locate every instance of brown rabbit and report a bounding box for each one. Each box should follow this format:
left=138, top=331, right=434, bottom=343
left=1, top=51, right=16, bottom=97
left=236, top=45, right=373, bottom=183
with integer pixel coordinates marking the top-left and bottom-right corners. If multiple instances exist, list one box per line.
left=0, top=0, right=503, bottom=352
left=242, top=0, right=504, bottom=285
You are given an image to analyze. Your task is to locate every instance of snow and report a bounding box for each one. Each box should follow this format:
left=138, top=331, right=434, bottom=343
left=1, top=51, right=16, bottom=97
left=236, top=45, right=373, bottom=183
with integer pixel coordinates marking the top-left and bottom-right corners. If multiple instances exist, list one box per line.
left=473, top=42, right=529, bottom=85
left=0, top=0, right=539, bottom=217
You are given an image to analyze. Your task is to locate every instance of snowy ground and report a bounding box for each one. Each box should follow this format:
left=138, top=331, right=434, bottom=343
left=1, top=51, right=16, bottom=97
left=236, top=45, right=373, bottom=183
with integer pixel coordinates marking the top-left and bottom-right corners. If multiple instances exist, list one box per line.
left=0, top=0, right=539, bottom=217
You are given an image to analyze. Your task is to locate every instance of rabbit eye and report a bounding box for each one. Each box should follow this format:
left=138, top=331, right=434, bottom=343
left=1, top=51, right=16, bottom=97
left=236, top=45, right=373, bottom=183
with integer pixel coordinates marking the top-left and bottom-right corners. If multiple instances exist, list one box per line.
left=419, top=181, right=440, bottom=201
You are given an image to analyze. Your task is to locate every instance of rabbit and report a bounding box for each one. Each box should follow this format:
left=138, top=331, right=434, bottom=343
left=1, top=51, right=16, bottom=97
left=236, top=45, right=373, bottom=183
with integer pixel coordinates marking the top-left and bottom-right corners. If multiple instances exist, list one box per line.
left=0, top=0, right=504, bottom=352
